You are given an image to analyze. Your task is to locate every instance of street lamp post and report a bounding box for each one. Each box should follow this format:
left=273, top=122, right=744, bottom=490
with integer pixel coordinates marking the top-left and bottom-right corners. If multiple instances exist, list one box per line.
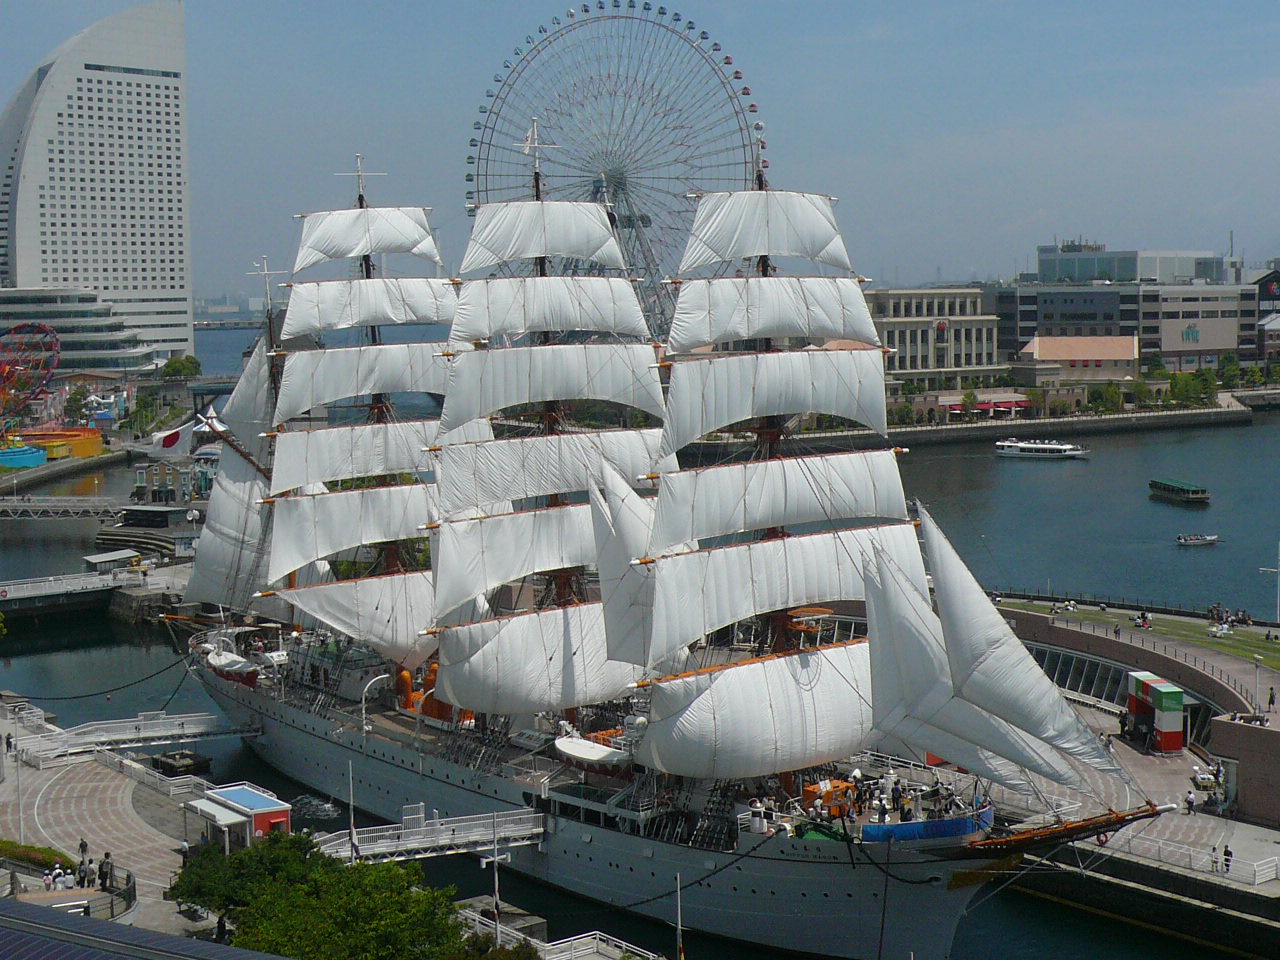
left=1254, top=655, right=1264, bottom=713
left=360, top=674, right=390, bottom=746
left=480, top=812, right=510, bottom=929
left=1259, top=540, right=1280, bottom=624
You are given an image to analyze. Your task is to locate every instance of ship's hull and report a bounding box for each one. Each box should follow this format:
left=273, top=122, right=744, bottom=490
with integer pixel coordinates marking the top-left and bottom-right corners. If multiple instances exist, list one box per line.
left=201, top=668, right=994, bottom=960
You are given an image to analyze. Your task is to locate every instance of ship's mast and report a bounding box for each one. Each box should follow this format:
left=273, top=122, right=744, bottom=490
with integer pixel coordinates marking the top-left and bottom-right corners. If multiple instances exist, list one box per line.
left=521, top=119, right=580, bottom=608
left=744, top=129, right=791, bottom=654
left=337, top=155, right=392, bottom=423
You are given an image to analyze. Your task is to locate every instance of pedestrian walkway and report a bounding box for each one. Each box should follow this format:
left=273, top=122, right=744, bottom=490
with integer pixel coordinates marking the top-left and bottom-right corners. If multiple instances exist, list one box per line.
left=0, top=706, right=215, bottom=939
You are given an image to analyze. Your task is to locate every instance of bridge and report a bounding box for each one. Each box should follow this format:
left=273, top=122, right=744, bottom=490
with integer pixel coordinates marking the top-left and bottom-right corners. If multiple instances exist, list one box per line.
left=314, top=805, right=544, bottom=863
left=14, top=711, right=259, bottom=768
left=193, top=319, right=263, bottom=330
left=0, top=496, right=127, bottom=520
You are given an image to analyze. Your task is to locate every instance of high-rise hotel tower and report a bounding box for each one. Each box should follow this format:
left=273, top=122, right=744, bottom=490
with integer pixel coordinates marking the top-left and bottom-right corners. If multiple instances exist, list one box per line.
left=0, top=1, right=192, bottom=360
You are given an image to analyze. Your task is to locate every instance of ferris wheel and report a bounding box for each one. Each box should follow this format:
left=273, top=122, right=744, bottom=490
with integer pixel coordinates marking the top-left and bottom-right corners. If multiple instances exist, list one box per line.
left=468, top=2, right=761, bottom=338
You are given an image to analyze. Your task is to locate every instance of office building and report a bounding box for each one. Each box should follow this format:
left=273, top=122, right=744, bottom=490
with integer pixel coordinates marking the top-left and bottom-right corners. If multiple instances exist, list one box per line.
left=864, top=287, right=1002, bottom=391
left=0, top=1, right=192, bottom=359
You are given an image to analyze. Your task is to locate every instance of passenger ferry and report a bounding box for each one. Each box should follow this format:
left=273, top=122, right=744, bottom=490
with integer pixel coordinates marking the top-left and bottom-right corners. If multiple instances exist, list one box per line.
left=995, top=438, right=1088, bottom=459
left=1149, top=478, right=1211, bottom=504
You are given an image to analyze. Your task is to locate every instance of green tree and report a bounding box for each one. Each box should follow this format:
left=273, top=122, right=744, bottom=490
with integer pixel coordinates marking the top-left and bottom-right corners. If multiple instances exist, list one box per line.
left=1087, top=383, right=1122, bottom=413
left=1144, top=351, right=1168, bottom=378
left=1245, top=365, right=1265, bottom=387
left=233, top=861, right=462, bottom=960
left=1023, top=388, right=1045, bottom=418
left=1129, top=380, right=1152, bottom=407
left=162, top=354, right=202, bottom=378
left=63, top=385, right=89, bottom=424
left=960, top=389, right=979, bottom=419
left=442, top=934, right=541, bottom=960
left=1218, top=352, right=1241, bottom=389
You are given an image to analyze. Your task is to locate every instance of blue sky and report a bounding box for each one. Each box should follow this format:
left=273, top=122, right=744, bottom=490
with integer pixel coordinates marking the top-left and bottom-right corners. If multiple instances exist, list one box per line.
left=4, top=0, right=1280, bottom=296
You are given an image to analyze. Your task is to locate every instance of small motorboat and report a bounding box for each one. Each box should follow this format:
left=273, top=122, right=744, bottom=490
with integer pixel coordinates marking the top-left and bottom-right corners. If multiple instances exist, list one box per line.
left=1175, top=534, right=1219, bottom=546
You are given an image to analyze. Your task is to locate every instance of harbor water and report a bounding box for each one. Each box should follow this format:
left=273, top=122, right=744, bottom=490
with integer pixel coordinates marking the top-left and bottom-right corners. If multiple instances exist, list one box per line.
left=0, top=326, right=1261, bottom=958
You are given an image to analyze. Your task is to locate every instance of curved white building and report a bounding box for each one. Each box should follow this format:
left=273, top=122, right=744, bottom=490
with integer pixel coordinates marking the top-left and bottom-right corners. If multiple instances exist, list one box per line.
left=0, top=1, right=192, bottom=360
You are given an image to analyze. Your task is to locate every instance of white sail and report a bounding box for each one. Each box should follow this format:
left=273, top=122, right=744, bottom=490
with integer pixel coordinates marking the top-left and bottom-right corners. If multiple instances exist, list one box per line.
left=186, top=452, right=283, bottom=617
left=668, top=277, right=878, bottom=354
left=267, top=484, right=437, bottom=584
left=269, top=419, right=493, bottom=495
left=649, top=451, right=908, bottom=553
left=187, top=342, right=280, bottom=615
left=592, top=467, right=660, bottom=669
left=218, top=340, right=273, bottom=464
left=438, top=344, right=664, bottom=433
left=634, top=642, right=873, bottom=779
left=864, top=548, right=1082, bottom=790
left=634, top=523, right=926, bottom=671
left=273, top=342, right=457, bottom=425
left=281, top=278, right=457, bottom=340
left=679, top=191, right=851, bottom=274
left=451, top=277, right=647, bottom=343
left=435, top=604, right=644, bottom=714
left=292, top=207, right=442, bottom=272
left=659, top=349, right=887, bottom=458
left=436, top=429, right=671, bottom=520
left=918, top=505, right=1123, bottom=777
left=432, top=503, right=595, bottom=618
left=277, top=572, right=438, bottom=670
left=459, top=201, right=625, bottom=274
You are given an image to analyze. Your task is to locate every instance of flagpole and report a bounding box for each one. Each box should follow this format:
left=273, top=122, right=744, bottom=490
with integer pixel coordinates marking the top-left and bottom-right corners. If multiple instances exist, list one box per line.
left=348, top=760, right=357, bottom=864
left=676, top=872, right=683, bottom=960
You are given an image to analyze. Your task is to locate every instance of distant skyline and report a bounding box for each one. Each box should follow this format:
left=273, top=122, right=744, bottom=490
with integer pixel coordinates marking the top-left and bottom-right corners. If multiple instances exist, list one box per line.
left=5, top=1, right=1280, bottom=297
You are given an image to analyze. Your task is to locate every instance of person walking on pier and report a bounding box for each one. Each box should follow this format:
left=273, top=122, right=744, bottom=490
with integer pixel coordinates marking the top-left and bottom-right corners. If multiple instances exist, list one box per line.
left=77, top=837, right=88, bottom=861
left=1223, top=845, right=1233, bottom=874
left=1269, top=686, right=1275, bottom=713
left=1185, top=790, right=1196, bottom=815
left=97, top=854, right=110, bottom=892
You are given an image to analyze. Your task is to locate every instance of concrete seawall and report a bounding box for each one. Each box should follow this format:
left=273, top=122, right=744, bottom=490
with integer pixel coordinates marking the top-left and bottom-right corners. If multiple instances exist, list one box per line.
left=685, top=403, right=1252, bottom=461
left=3, top=449, right=133, bottom=494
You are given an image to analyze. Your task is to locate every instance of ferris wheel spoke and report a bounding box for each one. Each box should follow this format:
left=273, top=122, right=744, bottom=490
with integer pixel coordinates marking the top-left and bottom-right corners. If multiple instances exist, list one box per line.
left=472, top=11, right=757, bottom=336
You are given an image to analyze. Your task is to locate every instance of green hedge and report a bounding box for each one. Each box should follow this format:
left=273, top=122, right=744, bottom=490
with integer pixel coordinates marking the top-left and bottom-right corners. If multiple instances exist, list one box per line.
left=0, top=838, right=78, bottom=871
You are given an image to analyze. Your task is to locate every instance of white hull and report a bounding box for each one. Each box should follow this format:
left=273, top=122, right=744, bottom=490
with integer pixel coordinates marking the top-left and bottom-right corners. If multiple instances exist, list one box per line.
left=200, top=668, right=990, bottom=960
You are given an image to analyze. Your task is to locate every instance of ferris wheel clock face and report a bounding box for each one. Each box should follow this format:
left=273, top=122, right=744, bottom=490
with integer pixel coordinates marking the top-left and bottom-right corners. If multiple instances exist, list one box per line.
left=468, top=3, right=761, bottom=338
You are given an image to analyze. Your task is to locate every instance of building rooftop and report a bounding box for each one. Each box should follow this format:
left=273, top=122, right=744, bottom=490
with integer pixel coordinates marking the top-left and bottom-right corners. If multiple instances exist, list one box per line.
left=1021, top=335, right=1138, bottom=361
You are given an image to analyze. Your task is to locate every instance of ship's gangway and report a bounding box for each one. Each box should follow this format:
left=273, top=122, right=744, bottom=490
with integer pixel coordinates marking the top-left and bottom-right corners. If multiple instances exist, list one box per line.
left=15, top=711, right=259, bottom=768
left=314, top=804, right=544, bottom=863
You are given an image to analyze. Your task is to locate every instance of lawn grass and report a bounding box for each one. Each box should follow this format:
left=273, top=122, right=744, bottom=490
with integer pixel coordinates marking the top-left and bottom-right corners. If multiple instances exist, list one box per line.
left=1001, top=599, right=1280, bottom=672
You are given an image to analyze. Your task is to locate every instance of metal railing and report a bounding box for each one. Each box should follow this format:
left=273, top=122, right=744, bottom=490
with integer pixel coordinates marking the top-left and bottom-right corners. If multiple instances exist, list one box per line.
left=314, top=806, right=544, bottom=863
left=458, top=908, right=665, bottom=960
left=16, top=711, right=240, bottom=765
left=0, top=571, right=124, bottom=601
left=1102, top=831, right=1280, bottom=885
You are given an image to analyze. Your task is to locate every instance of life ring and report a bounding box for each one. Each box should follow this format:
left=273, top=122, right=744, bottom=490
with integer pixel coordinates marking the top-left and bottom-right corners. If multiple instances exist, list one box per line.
left=0, top=589, right=7, bottom=598
left=1095, top=833, right=1111, bottom=846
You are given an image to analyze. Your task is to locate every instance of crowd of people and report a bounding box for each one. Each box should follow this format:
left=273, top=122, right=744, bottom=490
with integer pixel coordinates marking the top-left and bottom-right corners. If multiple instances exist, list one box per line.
left=39, top=839, right=113, bottom=894
left=1208, top=603, right=1253, bottom=628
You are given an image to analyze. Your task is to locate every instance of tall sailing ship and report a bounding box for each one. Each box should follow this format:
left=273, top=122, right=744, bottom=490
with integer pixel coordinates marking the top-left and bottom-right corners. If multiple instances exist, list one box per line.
left=184, top=148, right=1162, bottom=960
